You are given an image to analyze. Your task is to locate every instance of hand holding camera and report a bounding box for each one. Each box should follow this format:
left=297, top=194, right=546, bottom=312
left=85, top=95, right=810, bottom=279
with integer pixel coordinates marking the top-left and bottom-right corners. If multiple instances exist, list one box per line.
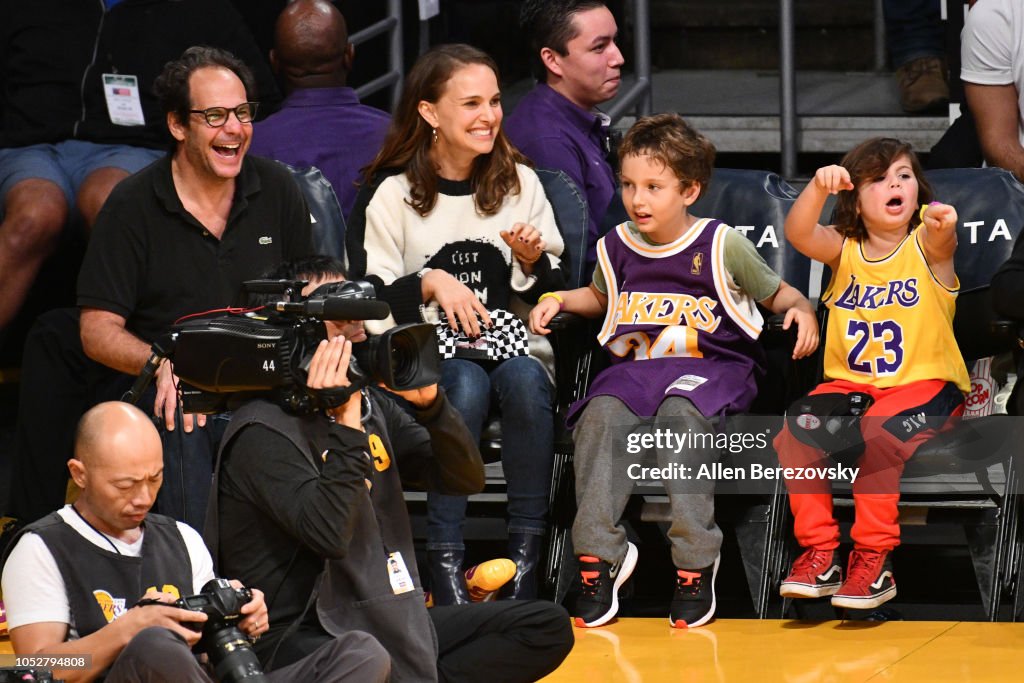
left=124, top=589, right=208, bottom=647
left=136, top=579, right=267, bottom=682
left=306, top=336, right=362, bottom=429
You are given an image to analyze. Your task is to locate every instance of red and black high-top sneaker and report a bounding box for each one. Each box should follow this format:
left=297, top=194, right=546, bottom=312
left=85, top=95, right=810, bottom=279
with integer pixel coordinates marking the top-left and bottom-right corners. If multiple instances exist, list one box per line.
left=779, top=547, right=844, bottom=599
left=831, top=548, right=896, bottom=610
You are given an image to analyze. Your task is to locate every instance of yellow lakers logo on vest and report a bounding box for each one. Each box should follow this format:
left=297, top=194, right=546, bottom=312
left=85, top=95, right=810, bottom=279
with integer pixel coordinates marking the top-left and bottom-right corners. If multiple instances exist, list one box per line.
left=610, top=292, right=720, bottom=333
left=368, top=434, right=391, bottom=472
left=93, top=590, right=127, bottom=623
left=690, top=252, right=704, bottom=275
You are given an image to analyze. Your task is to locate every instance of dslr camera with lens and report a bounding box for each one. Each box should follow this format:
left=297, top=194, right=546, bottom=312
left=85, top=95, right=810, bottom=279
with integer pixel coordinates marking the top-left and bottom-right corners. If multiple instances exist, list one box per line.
left=139, top=578, right=265, bottom=683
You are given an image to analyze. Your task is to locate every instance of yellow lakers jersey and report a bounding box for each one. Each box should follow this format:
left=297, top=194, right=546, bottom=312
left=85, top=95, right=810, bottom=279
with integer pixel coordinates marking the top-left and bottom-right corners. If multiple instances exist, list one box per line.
left=822, top=231, right=969, bottom=393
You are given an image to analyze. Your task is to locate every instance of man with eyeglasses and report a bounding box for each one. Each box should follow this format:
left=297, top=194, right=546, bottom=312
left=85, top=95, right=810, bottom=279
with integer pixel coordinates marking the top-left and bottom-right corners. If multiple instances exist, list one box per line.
left=71, top=46, right=313, bottom=527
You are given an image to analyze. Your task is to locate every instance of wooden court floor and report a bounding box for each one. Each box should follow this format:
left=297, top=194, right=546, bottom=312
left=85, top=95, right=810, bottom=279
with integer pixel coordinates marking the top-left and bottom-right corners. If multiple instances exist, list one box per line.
left=541, top=618, right=1024, bottom=682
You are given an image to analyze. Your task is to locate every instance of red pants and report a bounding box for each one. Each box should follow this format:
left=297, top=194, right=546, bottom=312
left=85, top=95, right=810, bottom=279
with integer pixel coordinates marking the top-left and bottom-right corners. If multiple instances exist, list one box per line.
left=773, top=379, right=964, bottom=551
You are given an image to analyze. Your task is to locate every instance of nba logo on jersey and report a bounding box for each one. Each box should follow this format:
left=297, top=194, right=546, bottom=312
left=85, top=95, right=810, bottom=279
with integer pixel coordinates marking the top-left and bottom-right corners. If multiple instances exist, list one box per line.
left=691, top=252, right=704, bottom=275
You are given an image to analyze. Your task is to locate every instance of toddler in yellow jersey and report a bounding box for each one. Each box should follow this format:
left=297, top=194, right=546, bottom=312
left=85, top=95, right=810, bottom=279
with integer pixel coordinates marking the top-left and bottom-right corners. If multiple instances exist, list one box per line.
left=774, top=137, right=969, bottom=610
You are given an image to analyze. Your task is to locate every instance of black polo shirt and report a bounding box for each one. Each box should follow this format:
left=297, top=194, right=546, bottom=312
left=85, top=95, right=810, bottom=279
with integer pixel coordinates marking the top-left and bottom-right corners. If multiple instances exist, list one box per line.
left=77, top=154, right=313, bottom=344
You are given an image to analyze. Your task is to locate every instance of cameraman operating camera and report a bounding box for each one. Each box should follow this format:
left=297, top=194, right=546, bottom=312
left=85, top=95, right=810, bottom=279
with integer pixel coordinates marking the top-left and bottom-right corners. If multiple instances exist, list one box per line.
left=211, top=257, right=573, bottom=682
left=1, top=402, right=389, bottom=683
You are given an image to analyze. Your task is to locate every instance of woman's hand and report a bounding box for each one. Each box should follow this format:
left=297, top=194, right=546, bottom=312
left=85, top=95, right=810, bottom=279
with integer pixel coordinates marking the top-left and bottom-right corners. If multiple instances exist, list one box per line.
left=500, top=223, right=546, bottom=273
left=421, top=269, right=491, bottom=337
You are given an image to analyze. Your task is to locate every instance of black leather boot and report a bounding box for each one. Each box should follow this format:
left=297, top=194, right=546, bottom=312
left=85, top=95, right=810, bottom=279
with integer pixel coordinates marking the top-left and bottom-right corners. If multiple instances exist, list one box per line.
left=499, top=532, right=542, bottom=600
left=428, top=548, right=471, bottom=605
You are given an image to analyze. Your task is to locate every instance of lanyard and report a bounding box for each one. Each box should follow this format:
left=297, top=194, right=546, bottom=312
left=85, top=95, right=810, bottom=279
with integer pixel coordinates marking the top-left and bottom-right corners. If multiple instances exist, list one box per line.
left=71, top=503, right=125, bottom=555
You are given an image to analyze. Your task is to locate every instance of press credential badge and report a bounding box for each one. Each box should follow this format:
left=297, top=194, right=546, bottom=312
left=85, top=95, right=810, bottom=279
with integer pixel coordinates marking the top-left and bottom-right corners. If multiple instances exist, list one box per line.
left=103, top=74, right=146, bottom=126
left=387, top=551, right=415, bottom=594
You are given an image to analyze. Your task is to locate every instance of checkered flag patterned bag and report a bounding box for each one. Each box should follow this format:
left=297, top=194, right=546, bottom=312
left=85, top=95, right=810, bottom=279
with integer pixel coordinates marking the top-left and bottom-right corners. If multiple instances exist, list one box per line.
left=432, top=308, right=529, bottom=361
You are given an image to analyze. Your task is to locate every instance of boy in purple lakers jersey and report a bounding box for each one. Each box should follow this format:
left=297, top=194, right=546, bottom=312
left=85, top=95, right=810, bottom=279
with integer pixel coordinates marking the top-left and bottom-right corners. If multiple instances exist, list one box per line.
left=530, top=114, right=818, bottom=628
left=775, top=138, right=968, bottom=611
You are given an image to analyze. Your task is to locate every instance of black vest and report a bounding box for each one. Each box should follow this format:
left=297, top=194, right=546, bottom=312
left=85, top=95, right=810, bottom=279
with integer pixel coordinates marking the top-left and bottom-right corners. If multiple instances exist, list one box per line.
left=212, top=397, right=439, bottom=683
left=26, top=511, right=193, bottom=638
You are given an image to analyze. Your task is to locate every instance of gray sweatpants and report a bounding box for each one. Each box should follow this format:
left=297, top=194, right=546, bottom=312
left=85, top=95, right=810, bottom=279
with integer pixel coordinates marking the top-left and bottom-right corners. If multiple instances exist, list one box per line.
left=571, top=395, right=723, bottom=570
left=104, top=625, right=389, bottom=683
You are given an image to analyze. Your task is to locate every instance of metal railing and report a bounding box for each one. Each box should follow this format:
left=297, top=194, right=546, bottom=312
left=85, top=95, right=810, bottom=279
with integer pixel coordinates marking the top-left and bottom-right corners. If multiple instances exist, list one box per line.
left=779, top=0, right=797, bottom=178
left=350, top=0, right=403, bottom=111
left=779, top=0, right=888, bottom=178
left=348, top=0, right=653, bottom=122
left=606, top=0, right=654, bottom=123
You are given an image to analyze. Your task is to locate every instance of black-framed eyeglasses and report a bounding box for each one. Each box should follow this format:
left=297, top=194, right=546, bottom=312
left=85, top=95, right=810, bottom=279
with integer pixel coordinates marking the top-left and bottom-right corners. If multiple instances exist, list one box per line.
left=189, top=102, right=259, bottom=127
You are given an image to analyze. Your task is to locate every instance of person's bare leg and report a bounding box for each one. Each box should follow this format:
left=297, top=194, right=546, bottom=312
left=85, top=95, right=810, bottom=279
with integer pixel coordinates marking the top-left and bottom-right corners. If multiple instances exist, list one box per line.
left=78, top=167, right=130, bottom=233
left=0, top=178, right=68, bottom=328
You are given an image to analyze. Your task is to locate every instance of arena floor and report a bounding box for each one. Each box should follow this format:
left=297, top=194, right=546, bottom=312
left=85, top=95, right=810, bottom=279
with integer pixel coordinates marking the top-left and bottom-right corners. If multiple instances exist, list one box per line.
left=540, top=618, right=1024, bottom=682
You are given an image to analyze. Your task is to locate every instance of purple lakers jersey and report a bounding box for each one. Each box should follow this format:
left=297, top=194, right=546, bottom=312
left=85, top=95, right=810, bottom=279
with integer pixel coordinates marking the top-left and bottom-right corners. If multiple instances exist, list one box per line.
left=567, top=219, right=766, bottom=425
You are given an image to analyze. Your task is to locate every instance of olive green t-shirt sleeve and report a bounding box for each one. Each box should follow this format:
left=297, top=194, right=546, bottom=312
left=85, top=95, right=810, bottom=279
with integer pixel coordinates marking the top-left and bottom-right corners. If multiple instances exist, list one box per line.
left=723, top=227, right=782, bottom=302
left=590, top=225, right=782, bottom=301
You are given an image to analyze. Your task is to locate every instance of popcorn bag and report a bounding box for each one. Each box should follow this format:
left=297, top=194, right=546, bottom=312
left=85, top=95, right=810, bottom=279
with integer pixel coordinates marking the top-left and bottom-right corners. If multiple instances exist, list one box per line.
left=964, top=356, right=996, bottom=418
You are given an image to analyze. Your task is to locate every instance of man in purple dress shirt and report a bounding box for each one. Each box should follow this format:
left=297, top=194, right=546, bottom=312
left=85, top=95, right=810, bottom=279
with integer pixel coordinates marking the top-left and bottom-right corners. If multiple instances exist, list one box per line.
left=251, top=0, right=390, bottom=219
left=505, top=0, right=626, bottom=271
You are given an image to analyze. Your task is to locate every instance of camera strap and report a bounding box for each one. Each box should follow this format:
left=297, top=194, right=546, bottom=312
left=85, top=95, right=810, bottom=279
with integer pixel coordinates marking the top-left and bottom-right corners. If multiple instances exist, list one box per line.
left=310, top=382, right=364, bottom=410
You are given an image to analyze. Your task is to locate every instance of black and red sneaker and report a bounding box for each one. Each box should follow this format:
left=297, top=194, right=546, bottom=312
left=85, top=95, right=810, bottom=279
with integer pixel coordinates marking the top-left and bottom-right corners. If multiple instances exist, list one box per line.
left=779, top=547, right=843, bottom=599
left=669, top=555, right=719, bottom=629
left=571, top=542, right=638, bottom=628
left=831, top=548, right=896, bottom=610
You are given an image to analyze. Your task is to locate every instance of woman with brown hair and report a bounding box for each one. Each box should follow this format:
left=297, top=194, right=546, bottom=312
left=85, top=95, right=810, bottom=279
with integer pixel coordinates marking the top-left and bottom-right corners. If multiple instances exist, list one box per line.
left=346, top=44, right=566, bottom=605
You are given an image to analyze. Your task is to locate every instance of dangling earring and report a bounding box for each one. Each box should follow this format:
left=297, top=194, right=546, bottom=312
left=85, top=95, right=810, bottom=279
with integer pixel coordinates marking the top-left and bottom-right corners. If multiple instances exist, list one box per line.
left=432, top=128, right=438, bottom=144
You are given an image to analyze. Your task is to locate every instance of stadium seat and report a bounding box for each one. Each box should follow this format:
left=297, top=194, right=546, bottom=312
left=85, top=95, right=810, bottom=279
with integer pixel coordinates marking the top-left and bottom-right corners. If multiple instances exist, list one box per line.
left=280, top=162, right=347, bottom=261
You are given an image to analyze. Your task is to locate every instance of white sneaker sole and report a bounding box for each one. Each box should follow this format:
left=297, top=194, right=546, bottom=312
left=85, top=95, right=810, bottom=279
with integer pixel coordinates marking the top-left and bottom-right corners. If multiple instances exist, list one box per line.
left=779, top=580, right=842, bottom=599
left=831, top=585, right=897, bottom=610
left=576, top=542, right=639, bottom=628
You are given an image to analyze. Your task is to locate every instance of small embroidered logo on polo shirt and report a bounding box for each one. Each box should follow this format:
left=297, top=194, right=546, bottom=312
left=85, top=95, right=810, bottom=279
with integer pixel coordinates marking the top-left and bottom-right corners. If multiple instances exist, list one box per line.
left=259, top=236, right=273, bottom=245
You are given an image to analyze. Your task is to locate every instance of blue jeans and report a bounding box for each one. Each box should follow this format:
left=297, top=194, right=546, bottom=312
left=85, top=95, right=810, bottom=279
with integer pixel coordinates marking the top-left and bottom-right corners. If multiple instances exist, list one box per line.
left=155, top=410, right=230, bottom=530
left=883, top=0, right=944, bottom=68
left=427, top=356, right=555, bottom=549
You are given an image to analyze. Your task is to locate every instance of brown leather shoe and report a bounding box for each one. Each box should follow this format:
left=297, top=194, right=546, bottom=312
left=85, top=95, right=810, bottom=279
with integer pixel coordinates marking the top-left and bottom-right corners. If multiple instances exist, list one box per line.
left=896, top=56, right=949, bottom=114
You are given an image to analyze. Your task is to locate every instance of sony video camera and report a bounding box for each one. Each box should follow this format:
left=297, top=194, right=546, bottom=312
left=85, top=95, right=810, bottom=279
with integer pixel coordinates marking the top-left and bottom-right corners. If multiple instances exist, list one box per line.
left=136, top=278, right=440, bottom=415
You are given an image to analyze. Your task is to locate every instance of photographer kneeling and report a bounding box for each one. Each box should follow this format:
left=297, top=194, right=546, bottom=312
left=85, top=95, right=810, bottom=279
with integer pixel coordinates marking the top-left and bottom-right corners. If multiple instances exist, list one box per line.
left=0, top=401, right=389, bottom=683
left=211, top=256, right=573, bottom=682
